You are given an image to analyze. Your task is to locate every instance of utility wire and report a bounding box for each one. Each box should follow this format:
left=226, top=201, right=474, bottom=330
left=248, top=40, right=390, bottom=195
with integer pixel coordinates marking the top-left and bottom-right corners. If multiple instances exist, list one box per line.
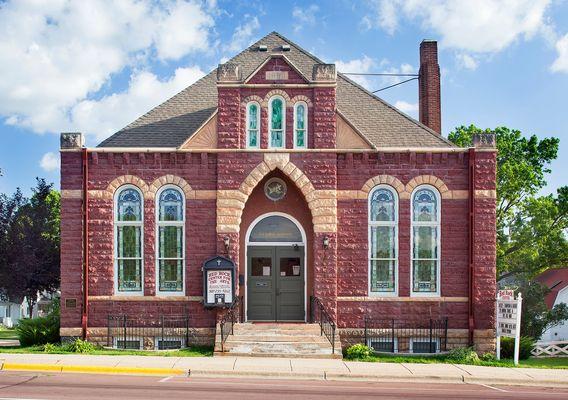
left=342, top=72, right=419, bottom=77
left=372, top=77, right=419, bottom=93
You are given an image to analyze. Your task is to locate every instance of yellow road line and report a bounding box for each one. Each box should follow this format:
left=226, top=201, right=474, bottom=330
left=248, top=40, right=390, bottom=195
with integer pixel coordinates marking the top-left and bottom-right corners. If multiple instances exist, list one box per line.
left=1, top=362, right=186, bottom=376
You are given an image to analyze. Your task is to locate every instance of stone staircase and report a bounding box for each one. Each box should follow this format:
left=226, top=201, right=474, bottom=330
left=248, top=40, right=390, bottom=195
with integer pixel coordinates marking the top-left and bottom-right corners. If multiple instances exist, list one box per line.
left=214, top=323, right=342, bottom=359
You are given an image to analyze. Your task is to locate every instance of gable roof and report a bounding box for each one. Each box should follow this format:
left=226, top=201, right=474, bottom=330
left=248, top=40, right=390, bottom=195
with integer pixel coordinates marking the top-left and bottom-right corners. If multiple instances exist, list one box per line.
left=98, top=32, right=454, bottom=148
left=535, top=268, right=568, bottom=309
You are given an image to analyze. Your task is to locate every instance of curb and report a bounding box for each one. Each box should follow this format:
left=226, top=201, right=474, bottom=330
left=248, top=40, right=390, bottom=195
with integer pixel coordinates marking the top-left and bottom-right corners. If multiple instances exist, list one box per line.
left=1, top=362, right=187, bottom=376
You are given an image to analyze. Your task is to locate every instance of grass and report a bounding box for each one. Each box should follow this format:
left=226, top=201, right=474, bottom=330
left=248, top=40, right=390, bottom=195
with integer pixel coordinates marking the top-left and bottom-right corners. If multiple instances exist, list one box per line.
left=0, top=344, right=213, bottom=357
left=0, top=327, right=18, bottom=340
left=352, top=352, right=568, bottom=369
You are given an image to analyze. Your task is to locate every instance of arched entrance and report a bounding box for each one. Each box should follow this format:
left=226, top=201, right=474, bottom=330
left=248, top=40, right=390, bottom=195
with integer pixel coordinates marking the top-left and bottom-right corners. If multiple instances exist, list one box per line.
left=245, top=212, right=306, bottom=321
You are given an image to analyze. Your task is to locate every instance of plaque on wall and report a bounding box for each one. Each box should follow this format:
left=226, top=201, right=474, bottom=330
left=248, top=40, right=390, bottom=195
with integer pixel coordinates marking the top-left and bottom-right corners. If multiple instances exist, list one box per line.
left=264, top=177, right=287, bottom=201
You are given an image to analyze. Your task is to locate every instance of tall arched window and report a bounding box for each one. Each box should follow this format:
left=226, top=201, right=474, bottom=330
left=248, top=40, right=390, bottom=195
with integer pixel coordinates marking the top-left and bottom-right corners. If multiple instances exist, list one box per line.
left=294, top=102, right=307, bottom=148
left=269, top=96, right=285, bottom=148
left=411, top=185, right=441, bottom=296
left=115, top=185, right=143, bottom=294
left=368, top=185, right=398, bottom=295
left=156, top=186, right=185, bottom=294
left=246, top=102, right=260, bottom=148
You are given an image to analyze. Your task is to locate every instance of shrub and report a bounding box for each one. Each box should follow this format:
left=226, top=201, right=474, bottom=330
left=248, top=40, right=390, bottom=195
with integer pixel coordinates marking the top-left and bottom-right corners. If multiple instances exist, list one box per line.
left=16, top=316, right=59, bottom=347
left=480, top=352, right=496, bottom=362
left=499, top=336, right=534, bottom=360
left=446, top=347, right=480, bottom=364
left=66, top=339, right=96, bottom=354
left=345, top=344, right=373, bottom=360
left=42, top=343, right=58, bottom=353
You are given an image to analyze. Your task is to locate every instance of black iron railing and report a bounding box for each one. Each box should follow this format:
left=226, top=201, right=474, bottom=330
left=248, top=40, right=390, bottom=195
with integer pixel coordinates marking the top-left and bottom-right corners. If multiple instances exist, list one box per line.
left=107, top=314, right=189, bottom=350
left=364, top=317, right=448, bottom=354
left=220, top=296, right=242, bottom=352
left=310, top=296, right=336, bottom=354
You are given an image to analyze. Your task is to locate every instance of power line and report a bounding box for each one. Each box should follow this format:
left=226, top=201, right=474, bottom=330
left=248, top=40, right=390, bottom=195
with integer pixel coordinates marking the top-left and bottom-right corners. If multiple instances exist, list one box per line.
left=372, top=77, right=419, bottom=93
left=342, top=72, right=419, bottom=77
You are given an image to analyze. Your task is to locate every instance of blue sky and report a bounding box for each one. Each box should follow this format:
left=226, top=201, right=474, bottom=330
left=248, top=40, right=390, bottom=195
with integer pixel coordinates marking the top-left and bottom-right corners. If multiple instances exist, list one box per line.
left=0, top=0, right=567, bottom=196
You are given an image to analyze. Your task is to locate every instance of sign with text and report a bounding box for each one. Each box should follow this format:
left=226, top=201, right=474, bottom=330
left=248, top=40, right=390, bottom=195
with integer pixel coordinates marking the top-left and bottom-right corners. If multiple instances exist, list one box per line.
left=496, top=291, right=523, bottom=365
left=202, top=255, right=235, bottom=308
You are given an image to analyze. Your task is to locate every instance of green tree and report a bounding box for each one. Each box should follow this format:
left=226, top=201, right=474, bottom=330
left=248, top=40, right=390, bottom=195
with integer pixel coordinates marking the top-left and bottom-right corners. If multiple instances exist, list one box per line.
left=1, top=179, right=60, bottom=316
left=0, top=188, right=26, bottom=302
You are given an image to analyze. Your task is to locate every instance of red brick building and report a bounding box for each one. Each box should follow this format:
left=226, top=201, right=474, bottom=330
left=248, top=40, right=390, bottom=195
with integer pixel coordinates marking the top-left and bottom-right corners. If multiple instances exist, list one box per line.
left=60, top=32, right=496, bottom=354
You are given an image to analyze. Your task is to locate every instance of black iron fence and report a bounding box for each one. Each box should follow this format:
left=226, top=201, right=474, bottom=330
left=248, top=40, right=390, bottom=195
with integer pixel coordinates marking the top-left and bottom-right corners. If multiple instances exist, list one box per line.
left=364, top=317, right=448, bottom=354
left=310, top=296, right=336, bottom=354
left=107, top=314, right=190, bottom=350
left=219, top=296, right=242, bottom=352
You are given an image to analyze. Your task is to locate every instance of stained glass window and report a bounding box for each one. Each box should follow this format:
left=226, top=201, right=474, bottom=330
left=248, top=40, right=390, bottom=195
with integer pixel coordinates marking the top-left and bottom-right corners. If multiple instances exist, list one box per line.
left=411, top=187, right=440, bottom=294
left=294, top=103, right=307, bottom=148
left=269, top=97, right=284, bottom=148
left=115, top=186, right=143, bottom=292
left=247, top=102, right=259, bottom=148
left=157, top=187, right=184, bottom=293
left=369, top=186, right=398, bottom=294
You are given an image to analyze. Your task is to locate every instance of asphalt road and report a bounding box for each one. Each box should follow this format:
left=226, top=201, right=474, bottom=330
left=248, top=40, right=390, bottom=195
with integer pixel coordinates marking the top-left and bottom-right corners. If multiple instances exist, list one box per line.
left=1, top=371, right=567, bottom=399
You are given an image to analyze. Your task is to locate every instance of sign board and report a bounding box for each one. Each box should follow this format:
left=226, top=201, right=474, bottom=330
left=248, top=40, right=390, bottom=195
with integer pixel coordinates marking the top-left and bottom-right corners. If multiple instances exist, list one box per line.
left=202, top=256, right=236, bottom=308
left=496, top=291, right=523, bottom=365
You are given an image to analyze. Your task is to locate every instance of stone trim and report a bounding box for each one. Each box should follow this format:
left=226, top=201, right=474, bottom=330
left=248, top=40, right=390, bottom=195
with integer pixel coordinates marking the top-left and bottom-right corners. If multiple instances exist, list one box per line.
left=338, top=189, right=469, bottom=201
left=241, top=95, right=265, bottom=107
left=216, top=153, right=337, bottom=234
left=89, top=295, right=204, bottom=301
left=475, top=189, right=496, bottom=199
left=61, top=189, right=82, bottom=199
left=290, top=95, right=313, bottom=107
left=263, top=89, right=291, bottom=104
left=60, top=327, right=82, bottom=337
left=337, top=296, right=469, bottom=302
left=148, top=175, right=193, bottom=200
left=406, top=175, right=450, bottom=199
left=361, top=175, right=405, bottom=195
left=106, top=175, right=150, bottom=197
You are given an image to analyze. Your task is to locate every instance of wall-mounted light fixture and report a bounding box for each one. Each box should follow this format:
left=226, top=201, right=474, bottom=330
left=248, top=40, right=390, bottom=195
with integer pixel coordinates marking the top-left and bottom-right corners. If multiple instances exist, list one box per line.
left=223, top=236, right=230, bottom=252
left=323, top=235, right=330, bottom=249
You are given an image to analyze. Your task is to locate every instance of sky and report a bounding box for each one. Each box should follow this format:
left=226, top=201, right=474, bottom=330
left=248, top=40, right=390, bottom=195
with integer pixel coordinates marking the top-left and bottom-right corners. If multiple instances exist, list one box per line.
left=0, top=0, right=567, bottom=196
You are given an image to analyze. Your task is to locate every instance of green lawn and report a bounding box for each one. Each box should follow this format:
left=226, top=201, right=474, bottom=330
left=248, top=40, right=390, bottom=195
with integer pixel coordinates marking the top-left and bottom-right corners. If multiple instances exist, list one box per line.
left=0, top=327, right=18, bottom=340
left=0, top=344, right=213, bottom=357
left=356, top=353, right=568, bottom=369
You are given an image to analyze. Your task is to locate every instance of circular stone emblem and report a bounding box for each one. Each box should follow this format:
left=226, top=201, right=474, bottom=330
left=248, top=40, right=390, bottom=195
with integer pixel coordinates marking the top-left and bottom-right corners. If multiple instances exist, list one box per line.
left=264, top=178, right=287, bottom=202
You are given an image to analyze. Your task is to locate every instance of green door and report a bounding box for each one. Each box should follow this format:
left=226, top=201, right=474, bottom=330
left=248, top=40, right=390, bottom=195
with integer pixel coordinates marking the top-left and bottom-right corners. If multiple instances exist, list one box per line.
left=247, top=246, right=304, bottom=321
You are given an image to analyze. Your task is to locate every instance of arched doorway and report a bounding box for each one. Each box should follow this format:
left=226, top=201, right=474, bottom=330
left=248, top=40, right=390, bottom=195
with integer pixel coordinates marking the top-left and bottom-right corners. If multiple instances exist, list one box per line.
left=245, top=212, right=306, bottom=321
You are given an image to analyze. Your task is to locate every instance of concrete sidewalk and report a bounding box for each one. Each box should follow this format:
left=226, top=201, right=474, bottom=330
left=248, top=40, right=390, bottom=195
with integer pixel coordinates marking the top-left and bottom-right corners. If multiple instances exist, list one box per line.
left=1, top=353, right=567, bottom=387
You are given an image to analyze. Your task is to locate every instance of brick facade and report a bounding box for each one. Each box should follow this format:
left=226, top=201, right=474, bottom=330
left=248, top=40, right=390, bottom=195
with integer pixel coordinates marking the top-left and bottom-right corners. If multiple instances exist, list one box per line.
left=60, top=48, right=497, bottom=353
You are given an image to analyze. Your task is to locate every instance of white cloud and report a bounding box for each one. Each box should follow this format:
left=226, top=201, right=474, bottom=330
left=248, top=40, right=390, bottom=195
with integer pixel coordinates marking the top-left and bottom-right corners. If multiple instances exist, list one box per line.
left=40, top=152, right=59, bottom=172
left=292, top=4, right=319, bottom=33
left=551, top=33, right=568, bottom=73
left=71, top=66, right=205, bottom=141
left=394, top=100, right=418, bottom=116
left=335, top=55, right=377, bottom=87
left=225, top=15, right=260, bottom=53
left=0, top=0, right=215, bottom=139
left=456, top=53, right=479, bottom=70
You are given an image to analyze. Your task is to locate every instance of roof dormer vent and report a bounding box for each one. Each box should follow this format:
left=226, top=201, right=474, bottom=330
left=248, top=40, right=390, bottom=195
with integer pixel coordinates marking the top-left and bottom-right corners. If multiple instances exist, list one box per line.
left=281, top=44, right=290, bottom=51
left=258, top=45, right=268, bottom=52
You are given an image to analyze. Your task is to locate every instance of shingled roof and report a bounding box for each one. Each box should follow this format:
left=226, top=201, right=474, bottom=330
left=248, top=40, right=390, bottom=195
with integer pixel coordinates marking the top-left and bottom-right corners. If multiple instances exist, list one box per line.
left=98, top=32, right=453, bottom=148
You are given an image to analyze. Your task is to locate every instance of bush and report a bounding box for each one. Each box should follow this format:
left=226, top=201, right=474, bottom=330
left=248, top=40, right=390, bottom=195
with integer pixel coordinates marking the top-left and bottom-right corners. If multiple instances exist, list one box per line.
left=16, top=316, right=59, bottom=347
left=480, top=352, right=496, bottom=362
left=61, top=339, right=96, bottom=354
left=42, top=343, right=58, bottom=353
left=345, top=344, right=373, bottom=360
left=499, top=336, right=534, bottom=360
left=446, top=347, right=480, bottom=364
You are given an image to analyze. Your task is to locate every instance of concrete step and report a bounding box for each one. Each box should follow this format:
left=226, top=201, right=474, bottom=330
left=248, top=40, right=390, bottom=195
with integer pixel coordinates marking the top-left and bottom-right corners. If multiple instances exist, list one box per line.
left=226, top=335, right=331, bottom=343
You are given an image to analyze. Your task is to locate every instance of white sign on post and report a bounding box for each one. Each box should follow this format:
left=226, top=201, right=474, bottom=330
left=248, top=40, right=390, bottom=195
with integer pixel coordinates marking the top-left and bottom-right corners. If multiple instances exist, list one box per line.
left=496, top=290, right=523, bottom=365
left=206, top=270, right=233, bottom=304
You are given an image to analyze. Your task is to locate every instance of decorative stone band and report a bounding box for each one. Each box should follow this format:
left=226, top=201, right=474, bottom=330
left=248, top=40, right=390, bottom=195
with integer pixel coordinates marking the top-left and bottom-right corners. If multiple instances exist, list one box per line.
left=217, top=153, right=337, bottom=234
left=474, top=189, right=497, bottom=199
left=337, top=296, right=469, bottom=302
left=61, top=189, right=83, bottom=199
left=89, top=296, right=204, bottom=301
left=60, top=327, right=83, bottom=337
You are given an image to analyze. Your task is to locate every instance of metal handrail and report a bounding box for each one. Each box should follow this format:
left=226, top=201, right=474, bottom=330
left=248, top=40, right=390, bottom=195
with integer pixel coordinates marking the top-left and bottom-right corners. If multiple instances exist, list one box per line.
left=220, top=296, right=242, bottom=352
left=310, top=296, right=336, bottom=354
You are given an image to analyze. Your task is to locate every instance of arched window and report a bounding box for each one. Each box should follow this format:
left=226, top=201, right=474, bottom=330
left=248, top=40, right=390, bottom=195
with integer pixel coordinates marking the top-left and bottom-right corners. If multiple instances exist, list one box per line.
left=368, top=186, right=398, bottom=295
left=294, top=102, right=307, bottom=148
left=269, top=96, right=285, bottom=148
left=246, top=102, right=260, bottom=148
left=156, top=186, right=185, bottom=294
left=411, top=186, right=441, bottom=296
left=115, top=185, right=143, bottom=294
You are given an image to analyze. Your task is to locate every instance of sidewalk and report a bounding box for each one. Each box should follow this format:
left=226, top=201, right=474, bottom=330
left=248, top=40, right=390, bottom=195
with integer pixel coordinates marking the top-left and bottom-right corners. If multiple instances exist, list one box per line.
left=1, top=353, right=567, bottom=387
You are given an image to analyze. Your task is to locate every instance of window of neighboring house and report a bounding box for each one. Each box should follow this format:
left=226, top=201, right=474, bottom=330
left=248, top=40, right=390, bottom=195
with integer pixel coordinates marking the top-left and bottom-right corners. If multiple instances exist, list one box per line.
left=369, top=185, right=398, bottom=295
left=246, top=102, right=260, bottom=148
left=269, top=96, right=285, bottom=148
left=156, top=186, right=185, bottom=294
left=115, top=186, right=143, bottom=294
left=411, top=186, right=441, bottom=296
left=294, top=102, right=307, bottom=148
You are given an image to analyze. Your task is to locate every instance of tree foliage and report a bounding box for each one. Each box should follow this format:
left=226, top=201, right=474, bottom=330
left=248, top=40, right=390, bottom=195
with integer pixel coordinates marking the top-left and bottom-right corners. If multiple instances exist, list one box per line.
left=0, top=179, right=60, bottom=315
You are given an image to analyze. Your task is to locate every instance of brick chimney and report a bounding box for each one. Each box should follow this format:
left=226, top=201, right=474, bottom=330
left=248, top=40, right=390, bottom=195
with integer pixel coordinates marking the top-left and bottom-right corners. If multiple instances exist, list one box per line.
left=419, top=40, right=441, bottom=134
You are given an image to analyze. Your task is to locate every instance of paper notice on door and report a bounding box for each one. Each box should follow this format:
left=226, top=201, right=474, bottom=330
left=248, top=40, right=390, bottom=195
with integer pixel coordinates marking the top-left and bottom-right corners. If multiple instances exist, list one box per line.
left=263, top=266, right=271, bottom=276
left=293, top=265, right=300, bottom=276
